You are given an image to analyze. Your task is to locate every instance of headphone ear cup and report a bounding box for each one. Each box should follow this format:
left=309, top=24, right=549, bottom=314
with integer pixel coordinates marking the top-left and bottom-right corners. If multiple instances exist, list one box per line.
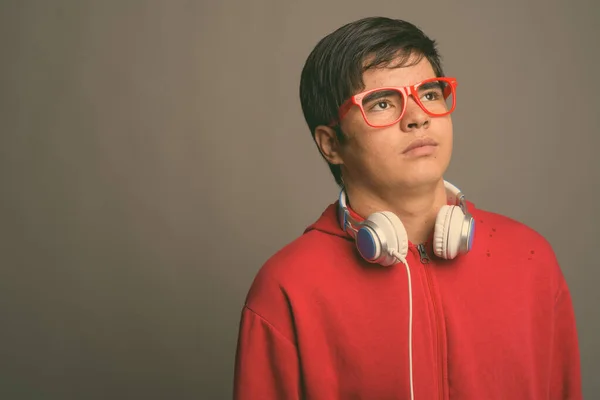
left=434, top=205, right=467, bottom=259
left=357, top=211, right=408, bottom=266
left=355, top=224, right=382, bottom=263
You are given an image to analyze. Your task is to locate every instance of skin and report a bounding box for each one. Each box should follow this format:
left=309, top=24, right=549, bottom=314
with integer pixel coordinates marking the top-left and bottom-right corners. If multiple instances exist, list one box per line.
left=314, top=55, right=454, bottom=245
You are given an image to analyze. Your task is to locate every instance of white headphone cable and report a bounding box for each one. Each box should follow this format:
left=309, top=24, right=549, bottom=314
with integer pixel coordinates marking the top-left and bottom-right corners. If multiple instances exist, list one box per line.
left=391, top=250, right=415, bottom=400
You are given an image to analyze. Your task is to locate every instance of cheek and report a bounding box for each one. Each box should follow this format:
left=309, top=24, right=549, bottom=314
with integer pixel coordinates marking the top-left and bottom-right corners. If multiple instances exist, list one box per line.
left=343, top=122, right=389, bottom=154
left=342, top=134, right=396, bottom=174
left=435, top=118, right=453, bottom=144
left=443, top=126, right=453, bottom=146
left=438, top=124, right=454, bottom=162
left=362, top=131, right=402, bottom=160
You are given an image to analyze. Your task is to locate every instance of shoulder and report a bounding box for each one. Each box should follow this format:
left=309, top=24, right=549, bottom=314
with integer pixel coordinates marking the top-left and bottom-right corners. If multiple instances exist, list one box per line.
left=242, top=228, right=346, bottom=329
left=469, top=202, right=556, bottom=256
left=467, top=202, right=573, bottom=307
left=248, top=229, right=343, bottom=297
left=468, top=202, right=564, bottom=293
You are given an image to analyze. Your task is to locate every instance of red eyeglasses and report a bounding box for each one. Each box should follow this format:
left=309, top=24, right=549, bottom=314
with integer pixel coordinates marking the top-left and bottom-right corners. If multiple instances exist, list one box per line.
left=329, top=77, right=458, bottom=128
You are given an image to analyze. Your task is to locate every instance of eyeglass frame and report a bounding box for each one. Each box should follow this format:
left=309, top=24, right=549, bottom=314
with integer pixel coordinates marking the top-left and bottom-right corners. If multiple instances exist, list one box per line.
left=328, top=76, right=458, bottom=129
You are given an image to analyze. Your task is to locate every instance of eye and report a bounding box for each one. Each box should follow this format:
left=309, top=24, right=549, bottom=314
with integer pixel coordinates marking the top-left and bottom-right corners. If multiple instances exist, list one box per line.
left=373, top=101, right=391, bottom=110
left=361, top=90, right=402, bottom=112
left=366, top=99, right=397, bottom=112
left=421, top=90, right=442, bottom=102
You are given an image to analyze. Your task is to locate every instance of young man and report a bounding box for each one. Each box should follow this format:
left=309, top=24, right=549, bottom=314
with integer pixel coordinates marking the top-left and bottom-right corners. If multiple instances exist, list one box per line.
left=233, top=17, right=581, bottom=399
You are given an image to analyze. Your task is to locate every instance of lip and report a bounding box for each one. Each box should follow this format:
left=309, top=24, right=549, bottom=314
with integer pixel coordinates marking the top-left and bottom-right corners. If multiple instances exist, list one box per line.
left=402, top=137, right=438, bottom=154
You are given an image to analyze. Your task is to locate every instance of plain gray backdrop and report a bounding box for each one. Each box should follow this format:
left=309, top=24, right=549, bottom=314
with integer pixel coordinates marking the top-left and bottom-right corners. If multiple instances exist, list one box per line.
left=1, top=0, right=598, bottom=399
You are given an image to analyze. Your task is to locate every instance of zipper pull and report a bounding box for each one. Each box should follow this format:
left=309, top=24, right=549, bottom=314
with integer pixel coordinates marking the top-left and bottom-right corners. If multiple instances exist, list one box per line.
left=417, top=243, right=430, bottom=264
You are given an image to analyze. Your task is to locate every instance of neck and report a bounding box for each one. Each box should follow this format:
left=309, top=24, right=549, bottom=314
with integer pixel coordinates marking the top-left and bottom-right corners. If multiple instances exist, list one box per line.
left=345, top=180, right=448, bottom=245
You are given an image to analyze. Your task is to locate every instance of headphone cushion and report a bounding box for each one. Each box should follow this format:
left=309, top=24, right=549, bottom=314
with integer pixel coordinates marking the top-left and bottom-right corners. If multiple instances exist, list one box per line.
left=361, top=211, right=408, bottom=265
left=434, top=205, right=466, bottom=259
left=434, top=205, right=451, bottom=259
left=380, top=211, right=409, bottom=260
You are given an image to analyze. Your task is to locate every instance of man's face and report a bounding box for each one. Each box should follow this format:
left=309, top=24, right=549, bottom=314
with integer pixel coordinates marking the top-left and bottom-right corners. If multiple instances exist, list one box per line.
left=336, top=55, right=453, bottom=192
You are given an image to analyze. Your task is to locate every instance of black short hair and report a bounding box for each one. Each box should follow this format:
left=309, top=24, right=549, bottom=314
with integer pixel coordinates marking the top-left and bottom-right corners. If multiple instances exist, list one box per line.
left=299, top=17, right=445, bottom=187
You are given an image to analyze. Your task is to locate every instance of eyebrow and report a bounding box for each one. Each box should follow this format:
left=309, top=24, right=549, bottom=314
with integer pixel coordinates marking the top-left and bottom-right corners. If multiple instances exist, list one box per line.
left=362, top=89, right=399, bottom=104
left=419, top=81, right=444, bottom=91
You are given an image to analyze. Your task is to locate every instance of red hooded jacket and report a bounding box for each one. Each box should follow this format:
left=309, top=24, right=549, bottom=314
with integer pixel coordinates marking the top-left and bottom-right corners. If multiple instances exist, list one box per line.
left=233, top=200, right=582, bottom=399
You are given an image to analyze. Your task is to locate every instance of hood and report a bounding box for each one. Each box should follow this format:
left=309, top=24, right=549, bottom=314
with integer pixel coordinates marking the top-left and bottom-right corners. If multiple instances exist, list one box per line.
left=303, top=201, right=350, bottom=239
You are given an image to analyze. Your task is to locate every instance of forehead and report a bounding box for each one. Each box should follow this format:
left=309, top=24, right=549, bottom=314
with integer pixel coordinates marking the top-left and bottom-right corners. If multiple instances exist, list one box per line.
left=360, top=55, right=437, bottom=91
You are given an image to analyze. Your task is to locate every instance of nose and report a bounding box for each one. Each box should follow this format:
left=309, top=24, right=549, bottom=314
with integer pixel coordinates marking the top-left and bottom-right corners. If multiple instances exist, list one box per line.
left=400, top=97, right=430, bottom=132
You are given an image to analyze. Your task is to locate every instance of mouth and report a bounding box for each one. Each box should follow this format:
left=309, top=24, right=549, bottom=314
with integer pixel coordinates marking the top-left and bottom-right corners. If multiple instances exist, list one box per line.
left=402, top=137, right=438, bottom=154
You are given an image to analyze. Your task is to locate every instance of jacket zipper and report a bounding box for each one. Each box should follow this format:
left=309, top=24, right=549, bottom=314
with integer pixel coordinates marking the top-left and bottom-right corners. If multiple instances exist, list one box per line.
left=417, top=243, right=430, bottom=264
left=417, top=243, right=444, bottom=400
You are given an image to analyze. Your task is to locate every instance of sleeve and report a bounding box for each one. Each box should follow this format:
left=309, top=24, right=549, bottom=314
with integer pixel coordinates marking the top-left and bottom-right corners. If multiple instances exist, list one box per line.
left=549, top=280, right=582, bottom=400
left=233, top=306, right=301, bottom=400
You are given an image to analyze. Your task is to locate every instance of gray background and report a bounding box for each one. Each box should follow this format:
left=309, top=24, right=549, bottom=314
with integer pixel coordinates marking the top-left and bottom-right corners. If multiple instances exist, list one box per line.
left=1, top=0, right=598, bottom=399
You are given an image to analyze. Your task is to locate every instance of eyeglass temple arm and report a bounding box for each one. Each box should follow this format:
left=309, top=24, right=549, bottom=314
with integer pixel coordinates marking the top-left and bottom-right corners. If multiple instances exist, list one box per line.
left=443, top=80, right=457, bottom=99
left=329, top=100, right=354, bottom=127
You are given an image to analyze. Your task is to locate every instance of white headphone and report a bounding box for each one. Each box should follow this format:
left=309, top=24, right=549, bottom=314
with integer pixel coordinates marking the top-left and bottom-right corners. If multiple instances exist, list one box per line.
left=338, top=180, right=475, bottom=266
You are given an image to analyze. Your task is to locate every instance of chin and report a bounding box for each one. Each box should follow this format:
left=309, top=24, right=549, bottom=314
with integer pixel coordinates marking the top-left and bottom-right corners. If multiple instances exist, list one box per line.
left=397, top=178, right=443, bottom=191
left=395, top=163, right=447, bottom=187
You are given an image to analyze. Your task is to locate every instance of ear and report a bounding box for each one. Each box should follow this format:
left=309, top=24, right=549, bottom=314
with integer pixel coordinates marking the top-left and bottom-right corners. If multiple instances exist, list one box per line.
left=314, top=125, right=344, bottom=165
